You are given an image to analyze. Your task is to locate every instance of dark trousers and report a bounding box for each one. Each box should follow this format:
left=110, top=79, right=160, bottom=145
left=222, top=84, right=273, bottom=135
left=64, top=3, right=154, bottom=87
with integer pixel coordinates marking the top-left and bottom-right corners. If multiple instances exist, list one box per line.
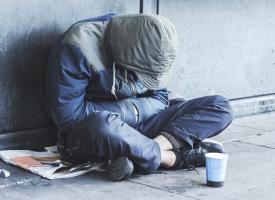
left=58, top=95, right=233, bottom=172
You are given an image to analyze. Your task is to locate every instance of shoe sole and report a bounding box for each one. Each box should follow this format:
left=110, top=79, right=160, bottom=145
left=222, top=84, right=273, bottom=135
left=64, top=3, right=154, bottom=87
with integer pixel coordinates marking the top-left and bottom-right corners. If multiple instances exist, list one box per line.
left=108, top=157, right=134, bottom=181
left=202, top=139, right=225, bottom=153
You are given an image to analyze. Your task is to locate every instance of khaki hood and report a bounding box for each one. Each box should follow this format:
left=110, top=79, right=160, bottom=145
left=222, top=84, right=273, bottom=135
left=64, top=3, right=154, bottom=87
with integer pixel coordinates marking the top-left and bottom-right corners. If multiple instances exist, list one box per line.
left=105, top=14, right=178, bottom=89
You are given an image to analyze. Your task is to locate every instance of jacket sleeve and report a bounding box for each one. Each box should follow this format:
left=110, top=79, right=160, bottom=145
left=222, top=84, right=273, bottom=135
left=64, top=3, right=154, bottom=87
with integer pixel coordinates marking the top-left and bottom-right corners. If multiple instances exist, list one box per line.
left=45, top=44, right=96, bottom=131
left=46, top=44, right=169, bottom=131
left=117, top=89, right=169, bottom=125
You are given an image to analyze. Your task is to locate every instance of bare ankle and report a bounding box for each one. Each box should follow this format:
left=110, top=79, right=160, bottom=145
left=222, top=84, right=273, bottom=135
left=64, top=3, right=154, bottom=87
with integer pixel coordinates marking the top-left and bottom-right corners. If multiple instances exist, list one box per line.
left=154, top=135, right=173, bottom=151
left=160, top=150, right=176, bottom=168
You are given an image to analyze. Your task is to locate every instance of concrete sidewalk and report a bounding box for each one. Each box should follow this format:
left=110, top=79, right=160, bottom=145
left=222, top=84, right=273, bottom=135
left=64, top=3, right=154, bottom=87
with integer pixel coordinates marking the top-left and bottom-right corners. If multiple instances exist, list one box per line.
left=1, top=112, right=275, bottom=200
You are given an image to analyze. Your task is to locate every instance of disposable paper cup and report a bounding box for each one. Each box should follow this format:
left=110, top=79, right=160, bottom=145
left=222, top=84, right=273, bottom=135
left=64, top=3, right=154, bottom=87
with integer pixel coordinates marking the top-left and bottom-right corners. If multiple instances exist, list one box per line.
left=205, top=153, right=229, bottom=187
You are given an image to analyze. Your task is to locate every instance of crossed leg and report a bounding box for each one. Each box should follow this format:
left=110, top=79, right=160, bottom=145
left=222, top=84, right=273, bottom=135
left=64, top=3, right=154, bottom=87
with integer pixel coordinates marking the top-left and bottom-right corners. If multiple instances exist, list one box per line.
left=137, top=95, right=233, bottom=169
left=58, top=95, right=233, bottom=172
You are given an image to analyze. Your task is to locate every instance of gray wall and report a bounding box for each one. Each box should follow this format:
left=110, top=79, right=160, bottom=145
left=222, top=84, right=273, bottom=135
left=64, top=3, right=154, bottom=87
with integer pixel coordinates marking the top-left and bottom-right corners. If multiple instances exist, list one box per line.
left=0, top=0, right=275, bottom=135
left=162, top=0, right=275, bottom=100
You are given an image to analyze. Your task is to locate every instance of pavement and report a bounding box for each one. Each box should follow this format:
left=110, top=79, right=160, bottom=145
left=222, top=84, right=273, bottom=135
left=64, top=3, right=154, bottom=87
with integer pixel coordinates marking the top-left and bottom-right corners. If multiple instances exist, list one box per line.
left=1, top=112, right=275, bottom=200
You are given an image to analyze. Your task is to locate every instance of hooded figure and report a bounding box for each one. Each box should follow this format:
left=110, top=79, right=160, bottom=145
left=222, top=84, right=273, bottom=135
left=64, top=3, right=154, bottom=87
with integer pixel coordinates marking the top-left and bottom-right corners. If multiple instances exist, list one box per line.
left=46, top=14, right=178, bottom=131
left=45, top=14, right=233, bottom=181
left=106, top=14, right=178, bottom=91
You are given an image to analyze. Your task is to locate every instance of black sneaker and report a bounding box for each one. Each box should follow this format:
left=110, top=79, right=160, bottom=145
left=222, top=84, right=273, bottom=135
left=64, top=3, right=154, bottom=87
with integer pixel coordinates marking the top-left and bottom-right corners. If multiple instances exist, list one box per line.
left=108, top=157, right=134, bottom=181
left=201, top=139, right=225, bottom=154
left=173, top=139, right=224, bottom=170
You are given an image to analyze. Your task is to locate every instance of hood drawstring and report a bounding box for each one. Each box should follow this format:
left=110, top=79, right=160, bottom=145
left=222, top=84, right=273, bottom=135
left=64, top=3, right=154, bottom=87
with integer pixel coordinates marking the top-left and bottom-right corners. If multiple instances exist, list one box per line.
left=124, top=69, right=128, bottom=83
left=111, top=63, right=118, bottom=100
left=111, top=63, right=125, bottom=122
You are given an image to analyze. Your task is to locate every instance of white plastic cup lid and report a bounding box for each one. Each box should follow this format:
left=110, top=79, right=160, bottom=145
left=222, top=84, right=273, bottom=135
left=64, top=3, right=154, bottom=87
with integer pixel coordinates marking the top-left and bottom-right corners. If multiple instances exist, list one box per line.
left=205, top=153, right=229, bottom=160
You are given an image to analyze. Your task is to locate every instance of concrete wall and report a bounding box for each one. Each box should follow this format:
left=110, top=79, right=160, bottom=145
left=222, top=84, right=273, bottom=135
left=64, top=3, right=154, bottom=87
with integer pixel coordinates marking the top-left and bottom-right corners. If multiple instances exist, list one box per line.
left=0, top=0, right=275, bottom=136
left=161, top=0, right=275, bottom=100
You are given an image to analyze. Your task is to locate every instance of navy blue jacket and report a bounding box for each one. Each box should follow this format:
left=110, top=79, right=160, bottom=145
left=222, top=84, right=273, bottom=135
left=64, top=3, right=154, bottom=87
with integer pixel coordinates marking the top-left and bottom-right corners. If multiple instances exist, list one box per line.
left=45, top=14, right=169, bottom=131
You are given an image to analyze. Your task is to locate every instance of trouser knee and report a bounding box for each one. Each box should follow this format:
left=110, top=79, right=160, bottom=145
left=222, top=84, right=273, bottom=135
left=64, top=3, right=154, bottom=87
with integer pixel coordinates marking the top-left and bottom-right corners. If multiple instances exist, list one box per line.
left=64, top=111, right=124, bottom=162
left=59, top=111, right=161, bottom=172
left=203, top=95, right=234, bottom=137
left=210, top=95, right=234, bottom=122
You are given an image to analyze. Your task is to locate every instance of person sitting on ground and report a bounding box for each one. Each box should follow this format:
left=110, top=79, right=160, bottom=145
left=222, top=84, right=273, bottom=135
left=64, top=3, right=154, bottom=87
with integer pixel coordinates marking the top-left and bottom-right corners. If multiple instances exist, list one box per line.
left=45, top=13, right=233, bottom=181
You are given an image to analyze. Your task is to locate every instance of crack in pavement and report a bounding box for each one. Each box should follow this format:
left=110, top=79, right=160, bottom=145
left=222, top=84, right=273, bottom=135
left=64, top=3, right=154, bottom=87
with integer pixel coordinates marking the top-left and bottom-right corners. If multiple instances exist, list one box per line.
left=232, top=123, right=272, bottom=132
left=220, top=130, right=273, bottom=144
left=236, top=141, right=275, bottom=150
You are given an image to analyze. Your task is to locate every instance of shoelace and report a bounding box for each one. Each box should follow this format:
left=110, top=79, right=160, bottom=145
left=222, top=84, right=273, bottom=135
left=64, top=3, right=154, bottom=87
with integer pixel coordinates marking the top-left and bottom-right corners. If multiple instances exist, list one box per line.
left=181, top=149, right=200, bottom=174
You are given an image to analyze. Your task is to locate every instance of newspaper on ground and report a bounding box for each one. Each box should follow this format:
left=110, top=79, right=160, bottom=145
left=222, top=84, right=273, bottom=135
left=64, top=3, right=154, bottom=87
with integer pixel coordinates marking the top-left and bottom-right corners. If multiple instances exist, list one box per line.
left=0, top=146, right=105, bottom=179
